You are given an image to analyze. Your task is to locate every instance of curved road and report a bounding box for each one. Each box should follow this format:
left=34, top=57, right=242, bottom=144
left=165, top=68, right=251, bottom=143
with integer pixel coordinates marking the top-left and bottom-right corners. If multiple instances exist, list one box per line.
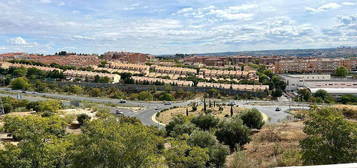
left=0, top=88, right=309, bottom=126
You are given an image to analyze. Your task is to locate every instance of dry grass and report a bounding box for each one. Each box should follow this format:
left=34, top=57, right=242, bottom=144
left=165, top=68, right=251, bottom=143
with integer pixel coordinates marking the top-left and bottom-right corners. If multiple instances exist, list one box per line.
left=332, top=105, right=357, bottom=120
left=156, top=105, right=247, bottom=124
left=227, top=121, right=306, bottom=168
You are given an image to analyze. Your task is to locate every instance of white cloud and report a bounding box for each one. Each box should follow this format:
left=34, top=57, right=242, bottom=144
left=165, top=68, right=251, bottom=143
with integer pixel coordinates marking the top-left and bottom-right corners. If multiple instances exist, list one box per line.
left=305, top=2, right=355, bottom=13
left=7, top=37, right=39, bottom=48
left=176, top=8, right=193, bottom=14
left=174, top=4, right=256, bottom=20
left=209, top=10, right=253, bottom=20
left=342, top=2, right=356, bottom=6
left=228, top=4, right=258, bottom=11
left=8, top=37, right=28, bottom=45
left=72, top=35, right=95, bottom=40
left=306, top=3, right=341, bottom=13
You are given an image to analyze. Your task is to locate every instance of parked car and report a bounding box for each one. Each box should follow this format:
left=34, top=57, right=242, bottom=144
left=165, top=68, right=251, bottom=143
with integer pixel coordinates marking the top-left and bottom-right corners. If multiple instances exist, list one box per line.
left=275, top=107, right=281, bottom=111
left=116, top=110, right=123, bottom=115
left=119, top=99, right=126, bottom=103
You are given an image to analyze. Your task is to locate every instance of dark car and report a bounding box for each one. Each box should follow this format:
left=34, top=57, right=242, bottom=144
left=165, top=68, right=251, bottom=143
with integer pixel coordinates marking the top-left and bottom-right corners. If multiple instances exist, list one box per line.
left=164, top=102, right=172, bottom=105
left=115, top=110, right=123, bottom=115
left=275, top=107, right=281, bottom=111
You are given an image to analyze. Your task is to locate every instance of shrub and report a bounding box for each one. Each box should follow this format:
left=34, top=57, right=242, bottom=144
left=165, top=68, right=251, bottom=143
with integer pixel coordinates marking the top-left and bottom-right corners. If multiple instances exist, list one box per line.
left=77, top=114, right=91, bottom=126
left=208, top=144, right=230, bottom=167
left=10, top=77, right=31, bottom=90
left=215, top=117, right=251, bottom=149
left=187, top=130, right=217, bottom=148
left=240, top=108, right=264, bottom=129
left=300, top=108, right=357, bottom=165
left=158, top=93, right=175, bottom=101
left=191, top=114, right=219, bottom=130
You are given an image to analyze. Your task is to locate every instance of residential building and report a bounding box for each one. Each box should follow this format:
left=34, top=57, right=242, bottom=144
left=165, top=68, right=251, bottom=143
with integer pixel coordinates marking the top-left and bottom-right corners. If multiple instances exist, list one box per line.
left=106, top=62, right=150, bottom=72
left=274, top=58, right=357, bottom=74
left=131, top=76, right=194, bottom=87
left=199, top=69, right=258, bottom=80
left=63, top=70, right=120, bottom=83
left=0, top=62, right=62, bottom=72
left=197, top=82, right=269, bottom=91
left=103, top=52, right=154, bottom=64
left=152, top=65, right=197, bottom=75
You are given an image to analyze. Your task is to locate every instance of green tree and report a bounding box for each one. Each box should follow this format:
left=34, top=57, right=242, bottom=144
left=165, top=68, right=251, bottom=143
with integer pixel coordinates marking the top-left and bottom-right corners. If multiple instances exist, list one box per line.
left=68, top=85, right=83, bottom=95
left=297, top=88, right=311, bottom=102
left=10, top=77, right=31, bottom=90
left=159, top=92, right=175, bottom=101
left=88, top=88, right=102, bottom=97
left=3, top=115, right=68, bottom=141
left=340, top=94, right=357, bottom=104
left=240, top=108, right=264, bottom=129
left=165, top=140, right=209, bottom=168
left=313, top=89, right=334, bottom=103
left=272, top=89, right=283, bottom=98
left=191, top=114, right=219, bottom=130
left=300, top=108, right=357, bottom=165
left=334, top=66, right=348, bottom=77
left=187, top=130, right=217, bottom=148
left=0, top=133, right=73, bottom=168
left=138, top=91, right=153, bottom=101
left=208, top=144, right=230, bottom=167
left=33, top=80, right=47, bottom=92
left=72, top=116, right=164, bottom=168
left=13, top=67, right=27, bottom=77
left=207, top=88, right=219, bottom=98
left=37, top=100, right=62, bottom=113
left=165, top=115, right=196, bottom=137
left=215, top=117, right=251, bottom=149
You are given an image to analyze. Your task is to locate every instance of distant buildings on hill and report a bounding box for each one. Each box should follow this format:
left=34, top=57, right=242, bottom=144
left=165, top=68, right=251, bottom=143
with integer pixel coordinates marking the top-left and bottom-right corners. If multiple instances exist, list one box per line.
left=2, top=51, right=357, bottom=75
left=103, top=51, right=154, bottom=64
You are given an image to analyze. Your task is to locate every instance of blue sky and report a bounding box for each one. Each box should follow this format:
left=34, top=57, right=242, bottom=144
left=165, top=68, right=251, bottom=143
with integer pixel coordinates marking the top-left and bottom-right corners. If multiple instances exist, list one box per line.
left=0, top=0, right=356, bottom=55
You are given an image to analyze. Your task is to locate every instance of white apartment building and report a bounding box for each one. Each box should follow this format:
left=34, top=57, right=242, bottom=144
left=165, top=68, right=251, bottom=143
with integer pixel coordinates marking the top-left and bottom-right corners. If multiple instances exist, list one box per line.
left=280, top=74, right=331, bottom=91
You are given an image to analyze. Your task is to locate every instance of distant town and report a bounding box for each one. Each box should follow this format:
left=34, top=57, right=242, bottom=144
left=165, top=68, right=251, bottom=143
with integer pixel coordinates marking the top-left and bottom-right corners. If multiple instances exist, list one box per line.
left=1, top=48, right=357, bottom=98
left=0, top=49, right=356, bottom=168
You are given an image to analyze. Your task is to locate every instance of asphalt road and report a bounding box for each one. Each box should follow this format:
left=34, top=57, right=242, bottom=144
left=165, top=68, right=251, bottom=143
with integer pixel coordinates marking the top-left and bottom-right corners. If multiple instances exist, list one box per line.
left=0, top=88, right=309, bottom=126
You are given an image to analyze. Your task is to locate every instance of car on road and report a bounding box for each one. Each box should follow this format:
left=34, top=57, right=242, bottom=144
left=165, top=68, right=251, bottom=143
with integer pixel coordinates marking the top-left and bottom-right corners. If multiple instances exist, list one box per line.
left=275, top=107, right=281, bottom=111
left=115, top=110, right=123, bottom=115
left=164, top=102, right=172, bottom=105
left=119, top=99, right=126, bottom=103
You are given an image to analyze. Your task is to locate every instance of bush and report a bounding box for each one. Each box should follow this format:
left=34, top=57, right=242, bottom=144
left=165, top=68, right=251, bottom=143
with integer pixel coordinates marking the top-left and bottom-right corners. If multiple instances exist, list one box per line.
left=165, top=115, right=191, bottom=136
left=77, top=114, right=91, bottom=126
left=10, top=77, right=31, bottom=90
left=158, top=93, right=175, bottom=101
left=300, top=108, right=357, bottom=165
left=215, top=117, right=251, bottom=149
left=138, top=91, right=153, bottom=101
left=187, top=130, right=217, bottom=148
left=240, top=108, right=264, bottom=129
left=191, top=114, right=219, bottom=130
left=208, top=144, right=230, bottom=167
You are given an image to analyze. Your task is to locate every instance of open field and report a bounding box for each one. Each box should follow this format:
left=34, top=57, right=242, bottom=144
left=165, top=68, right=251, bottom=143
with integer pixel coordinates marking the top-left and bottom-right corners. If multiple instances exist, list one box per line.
left=227, top=121, right=305, bottom=168
left=156, top=104, right=268, bottom=125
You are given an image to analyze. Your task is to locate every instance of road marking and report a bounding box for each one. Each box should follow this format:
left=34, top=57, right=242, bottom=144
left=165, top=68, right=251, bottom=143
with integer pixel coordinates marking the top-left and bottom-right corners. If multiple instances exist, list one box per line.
left=151, top=112, right=166, bottom=126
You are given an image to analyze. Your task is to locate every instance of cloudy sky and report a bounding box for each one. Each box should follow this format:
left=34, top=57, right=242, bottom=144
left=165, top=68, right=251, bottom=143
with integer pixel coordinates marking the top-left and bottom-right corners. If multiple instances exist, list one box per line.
left=0, top=0, right=356, bottom=55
